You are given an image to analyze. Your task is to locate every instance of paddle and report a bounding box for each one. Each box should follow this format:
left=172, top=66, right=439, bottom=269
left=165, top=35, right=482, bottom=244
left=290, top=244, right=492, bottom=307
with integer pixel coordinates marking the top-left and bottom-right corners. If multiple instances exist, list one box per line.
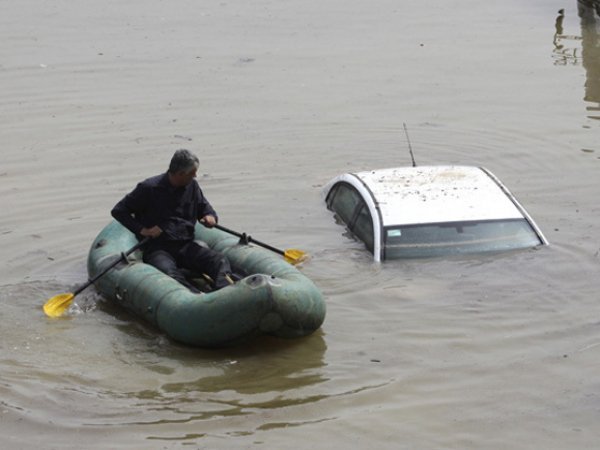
left=214, top=224, right=307, bottom=265
left=43, top=237, right=150, bottom=318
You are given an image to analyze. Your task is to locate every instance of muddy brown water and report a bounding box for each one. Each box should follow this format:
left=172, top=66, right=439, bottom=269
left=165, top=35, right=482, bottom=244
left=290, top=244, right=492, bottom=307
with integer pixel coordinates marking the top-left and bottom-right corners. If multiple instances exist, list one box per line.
left=1, top=1, right=600, bottom=448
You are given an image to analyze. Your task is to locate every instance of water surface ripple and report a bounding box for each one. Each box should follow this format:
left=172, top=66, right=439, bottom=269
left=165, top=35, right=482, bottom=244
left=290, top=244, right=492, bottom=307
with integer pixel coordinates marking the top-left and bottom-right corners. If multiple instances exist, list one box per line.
left=1, top=0, right=600, bottom=449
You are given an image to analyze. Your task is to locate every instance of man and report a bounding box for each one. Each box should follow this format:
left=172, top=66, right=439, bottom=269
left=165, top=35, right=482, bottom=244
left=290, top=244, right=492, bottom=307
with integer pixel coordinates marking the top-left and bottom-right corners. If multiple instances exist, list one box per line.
left=111, top=149, right=232, bottom=291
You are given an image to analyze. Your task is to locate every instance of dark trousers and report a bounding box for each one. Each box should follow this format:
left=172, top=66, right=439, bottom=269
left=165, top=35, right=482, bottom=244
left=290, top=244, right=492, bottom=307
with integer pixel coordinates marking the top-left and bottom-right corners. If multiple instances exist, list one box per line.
left=143, top=240, right=232, bottom=291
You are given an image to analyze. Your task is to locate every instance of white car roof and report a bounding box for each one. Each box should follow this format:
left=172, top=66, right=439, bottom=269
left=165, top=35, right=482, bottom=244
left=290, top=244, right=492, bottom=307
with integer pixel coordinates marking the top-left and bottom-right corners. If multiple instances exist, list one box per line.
left=352, top=165, right=525, bottom=226
left=327, top=165, right=527, bottom=227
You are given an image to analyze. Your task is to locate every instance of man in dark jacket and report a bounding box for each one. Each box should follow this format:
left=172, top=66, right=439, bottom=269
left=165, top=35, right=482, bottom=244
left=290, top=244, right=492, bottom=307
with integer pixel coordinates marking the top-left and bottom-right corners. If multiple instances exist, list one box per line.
left=111, top=149, right=232, bottom=291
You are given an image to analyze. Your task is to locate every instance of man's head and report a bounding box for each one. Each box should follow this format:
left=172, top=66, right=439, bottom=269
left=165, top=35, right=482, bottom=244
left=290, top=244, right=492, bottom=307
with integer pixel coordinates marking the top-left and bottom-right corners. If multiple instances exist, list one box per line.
left=168, top=149, right=199, bottom=187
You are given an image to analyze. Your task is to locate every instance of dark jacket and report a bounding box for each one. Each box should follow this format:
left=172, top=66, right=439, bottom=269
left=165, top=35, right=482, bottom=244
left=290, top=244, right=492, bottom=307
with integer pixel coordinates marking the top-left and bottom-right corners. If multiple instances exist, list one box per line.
left=111, top=173, right=217, bottom=242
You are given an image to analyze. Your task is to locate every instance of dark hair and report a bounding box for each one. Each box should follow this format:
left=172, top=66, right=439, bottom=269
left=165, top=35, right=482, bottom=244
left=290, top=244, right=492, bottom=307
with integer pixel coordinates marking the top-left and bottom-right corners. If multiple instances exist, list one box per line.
left=168, top=149, right=199, bottom=174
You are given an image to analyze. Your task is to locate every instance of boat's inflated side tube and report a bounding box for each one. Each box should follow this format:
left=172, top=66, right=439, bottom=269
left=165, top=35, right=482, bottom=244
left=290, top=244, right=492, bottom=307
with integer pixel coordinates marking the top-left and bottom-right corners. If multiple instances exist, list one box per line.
left=87, top=220, right=325, bottom=347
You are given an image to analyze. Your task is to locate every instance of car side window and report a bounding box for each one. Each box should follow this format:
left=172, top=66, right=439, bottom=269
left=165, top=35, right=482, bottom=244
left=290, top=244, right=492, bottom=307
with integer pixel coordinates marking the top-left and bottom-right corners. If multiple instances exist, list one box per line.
left=327, top=183, right=374, bottom=253
left=353, top=204, right=374, bottom=252
left=327, top=183, right=361, bottom=224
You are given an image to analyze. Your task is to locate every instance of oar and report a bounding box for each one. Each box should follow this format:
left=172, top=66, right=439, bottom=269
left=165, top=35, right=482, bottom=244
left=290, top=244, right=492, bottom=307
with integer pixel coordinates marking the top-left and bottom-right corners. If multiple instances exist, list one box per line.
left=43, top=237, right=150, bottom=318
left=214, top=224, right=307, bottom=264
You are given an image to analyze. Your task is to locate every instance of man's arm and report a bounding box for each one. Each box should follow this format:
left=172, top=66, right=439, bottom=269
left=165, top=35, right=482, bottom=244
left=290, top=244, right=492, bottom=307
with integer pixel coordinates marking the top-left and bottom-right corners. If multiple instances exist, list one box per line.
left=196, top=184, right=218, bottom=227
left=111, top=182, right=157, bottom=237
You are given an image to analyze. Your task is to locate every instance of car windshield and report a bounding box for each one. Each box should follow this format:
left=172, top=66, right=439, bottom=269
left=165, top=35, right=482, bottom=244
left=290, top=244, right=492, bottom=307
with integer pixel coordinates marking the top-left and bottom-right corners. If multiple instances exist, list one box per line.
left=384, top=218, right=543, bottom=259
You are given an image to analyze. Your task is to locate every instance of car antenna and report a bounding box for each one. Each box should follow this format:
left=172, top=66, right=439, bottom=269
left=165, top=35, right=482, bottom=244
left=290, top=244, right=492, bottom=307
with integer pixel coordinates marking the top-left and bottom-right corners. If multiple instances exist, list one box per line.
left=403, top=123, right=417, bottom=167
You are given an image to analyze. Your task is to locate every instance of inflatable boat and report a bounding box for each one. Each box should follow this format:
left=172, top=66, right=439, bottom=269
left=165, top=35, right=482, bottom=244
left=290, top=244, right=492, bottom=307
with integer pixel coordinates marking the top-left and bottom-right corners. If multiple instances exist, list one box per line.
left=87, top=220, right=325, bottom=347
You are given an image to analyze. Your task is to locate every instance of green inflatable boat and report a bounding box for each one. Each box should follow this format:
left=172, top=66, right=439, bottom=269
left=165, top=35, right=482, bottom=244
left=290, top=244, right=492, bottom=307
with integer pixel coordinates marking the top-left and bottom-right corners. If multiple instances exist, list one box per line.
left=87, top=221, right=326, bottom=347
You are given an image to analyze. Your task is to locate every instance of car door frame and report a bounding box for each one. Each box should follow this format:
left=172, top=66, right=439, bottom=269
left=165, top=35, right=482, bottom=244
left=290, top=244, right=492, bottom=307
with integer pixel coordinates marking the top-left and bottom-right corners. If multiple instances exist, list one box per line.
left=324, top=174, right=384, bottom=261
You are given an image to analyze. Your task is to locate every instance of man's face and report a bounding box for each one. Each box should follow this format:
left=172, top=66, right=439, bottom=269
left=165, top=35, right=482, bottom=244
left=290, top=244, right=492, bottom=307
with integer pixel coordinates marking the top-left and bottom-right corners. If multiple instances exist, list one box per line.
left=183, top=167, right=197, bottom=185
left=173, top=167, right=197, bottom=187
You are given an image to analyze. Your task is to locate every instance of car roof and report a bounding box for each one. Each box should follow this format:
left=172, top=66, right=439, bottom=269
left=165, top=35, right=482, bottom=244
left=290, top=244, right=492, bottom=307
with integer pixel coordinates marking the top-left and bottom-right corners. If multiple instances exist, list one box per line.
left=341, top=165, right=526, bottom=227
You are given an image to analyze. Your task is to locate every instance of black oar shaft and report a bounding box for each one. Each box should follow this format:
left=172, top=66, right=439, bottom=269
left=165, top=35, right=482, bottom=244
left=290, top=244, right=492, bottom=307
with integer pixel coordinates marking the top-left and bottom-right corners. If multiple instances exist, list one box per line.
left=214, top=224, right=285, bottom=256
left=73, top=237, right=150, bottom=297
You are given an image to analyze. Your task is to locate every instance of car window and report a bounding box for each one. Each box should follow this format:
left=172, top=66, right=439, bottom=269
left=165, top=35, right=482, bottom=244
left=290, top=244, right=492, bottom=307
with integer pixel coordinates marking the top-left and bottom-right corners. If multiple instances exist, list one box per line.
left=327, top=183, right=375, bottom=254
left=353, top=205, right=374, bottom=252
left=327, top=183, right=362, bottom=224
left=384, top=219, right=543, bottom=259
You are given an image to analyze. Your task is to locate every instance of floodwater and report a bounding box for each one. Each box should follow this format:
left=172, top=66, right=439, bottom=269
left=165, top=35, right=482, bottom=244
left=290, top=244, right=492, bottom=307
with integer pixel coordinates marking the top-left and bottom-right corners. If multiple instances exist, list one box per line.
left=1, top=0, right=600, bottom=448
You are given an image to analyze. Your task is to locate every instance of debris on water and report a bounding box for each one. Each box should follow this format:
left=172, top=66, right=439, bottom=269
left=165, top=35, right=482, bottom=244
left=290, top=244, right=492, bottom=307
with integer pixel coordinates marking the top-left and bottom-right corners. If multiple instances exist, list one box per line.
left=174, top=135, right=193, bottom=141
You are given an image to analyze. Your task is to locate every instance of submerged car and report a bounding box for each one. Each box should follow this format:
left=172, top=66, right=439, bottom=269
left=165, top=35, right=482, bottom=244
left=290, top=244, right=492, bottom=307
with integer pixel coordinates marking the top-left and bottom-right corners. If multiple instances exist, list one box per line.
left=323, top=165, right=548, bottom=261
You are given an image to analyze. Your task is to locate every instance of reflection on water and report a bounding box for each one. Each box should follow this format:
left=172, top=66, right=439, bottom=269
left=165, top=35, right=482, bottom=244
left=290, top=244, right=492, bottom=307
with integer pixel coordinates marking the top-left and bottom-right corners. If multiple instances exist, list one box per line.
left=555, top=2, right=600, bottom=121
left=0, top=281, right=329, bottom=435
left=579, top=0, right=600, bottom=118
left=130, top=331, right=329, bottom=396
left=552, top=9, right=580, bottom=65
left=553, top=9, right=581, bottom=65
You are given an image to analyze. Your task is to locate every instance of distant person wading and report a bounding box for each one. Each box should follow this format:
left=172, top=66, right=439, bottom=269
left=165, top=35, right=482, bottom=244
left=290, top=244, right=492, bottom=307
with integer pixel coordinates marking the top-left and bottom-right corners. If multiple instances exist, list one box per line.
left=111, top=149, right=233, bottom=291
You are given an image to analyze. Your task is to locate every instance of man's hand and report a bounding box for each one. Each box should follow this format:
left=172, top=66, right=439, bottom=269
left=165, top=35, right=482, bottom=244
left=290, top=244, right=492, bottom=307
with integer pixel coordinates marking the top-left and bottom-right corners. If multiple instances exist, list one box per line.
left=140, top=226, right=163, bottom=238
left=200, top=215, right=217, bottom=228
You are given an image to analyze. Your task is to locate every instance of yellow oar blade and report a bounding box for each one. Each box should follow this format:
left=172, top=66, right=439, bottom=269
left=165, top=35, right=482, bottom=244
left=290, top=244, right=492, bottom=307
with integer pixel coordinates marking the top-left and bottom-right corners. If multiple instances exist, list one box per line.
left=284, top=249, right=308, bottom=265
left=43, top=293, right=75, bottom=318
